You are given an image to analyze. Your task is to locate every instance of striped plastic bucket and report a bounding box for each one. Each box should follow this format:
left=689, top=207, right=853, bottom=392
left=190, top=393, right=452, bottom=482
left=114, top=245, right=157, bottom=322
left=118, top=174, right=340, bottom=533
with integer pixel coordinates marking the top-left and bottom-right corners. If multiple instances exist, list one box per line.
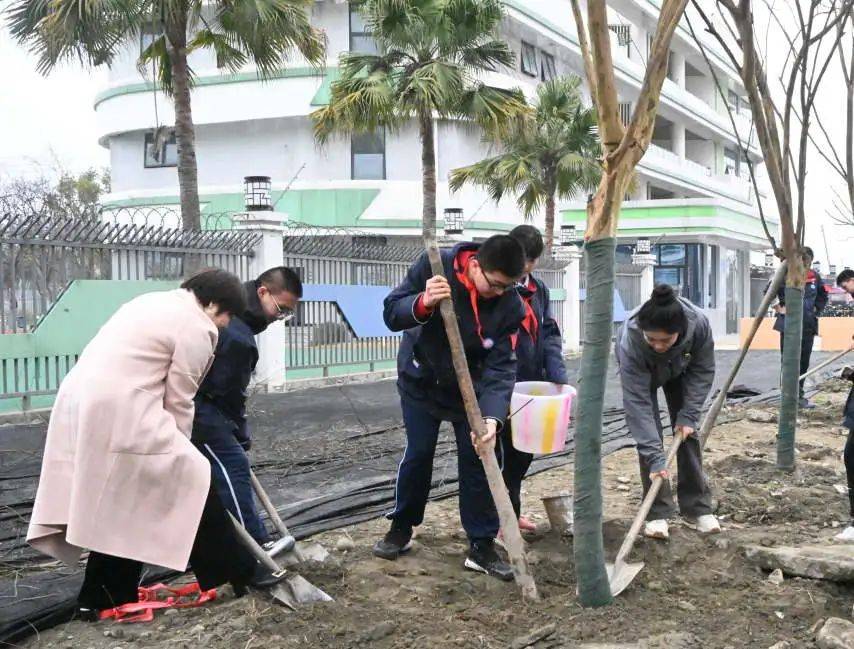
left=509, top=381, right=576, bottom=455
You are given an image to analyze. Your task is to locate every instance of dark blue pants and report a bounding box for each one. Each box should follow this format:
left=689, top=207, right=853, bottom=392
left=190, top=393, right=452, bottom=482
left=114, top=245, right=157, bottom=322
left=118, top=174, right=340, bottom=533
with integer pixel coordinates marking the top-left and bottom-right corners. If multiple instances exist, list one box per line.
left=194, top=438, right=270, bottom=544
left=388, top=399, right=499, bottom=541
left=500, top=424, right=533, bottom=520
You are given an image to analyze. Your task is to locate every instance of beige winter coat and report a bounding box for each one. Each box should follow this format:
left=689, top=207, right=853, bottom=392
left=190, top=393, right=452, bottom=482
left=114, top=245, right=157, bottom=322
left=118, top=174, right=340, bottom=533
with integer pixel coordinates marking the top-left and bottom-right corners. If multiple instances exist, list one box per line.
left=27, top=288, right=218, bottom=571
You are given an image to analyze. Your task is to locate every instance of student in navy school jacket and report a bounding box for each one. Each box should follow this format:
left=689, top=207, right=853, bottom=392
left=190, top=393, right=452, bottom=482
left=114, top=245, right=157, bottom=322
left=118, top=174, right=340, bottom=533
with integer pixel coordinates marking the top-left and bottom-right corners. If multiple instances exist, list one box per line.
left=373, top=235, right=526, bottom=581
left=502, top=226, right=569, bottom=530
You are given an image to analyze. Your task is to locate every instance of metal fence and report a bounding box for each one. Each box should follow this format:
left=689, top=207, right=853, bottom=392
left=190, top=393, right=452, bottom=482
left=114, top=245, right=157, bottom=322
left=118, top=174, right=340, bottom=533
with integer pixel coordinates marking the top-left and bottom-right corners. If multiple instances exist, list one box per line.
left=0, top=212, right=260, bottom=402
left=579, top=263, right=644, bottom=341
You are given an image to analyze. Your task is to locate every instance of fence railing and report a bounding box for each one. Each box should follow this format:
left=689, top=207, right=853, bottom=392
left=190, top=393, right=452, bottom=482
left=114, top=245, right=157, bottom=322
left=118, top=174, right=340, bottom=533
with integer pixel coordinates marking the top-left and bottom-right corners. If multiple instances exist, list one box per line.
left=0, top=213, right=259, bottom=334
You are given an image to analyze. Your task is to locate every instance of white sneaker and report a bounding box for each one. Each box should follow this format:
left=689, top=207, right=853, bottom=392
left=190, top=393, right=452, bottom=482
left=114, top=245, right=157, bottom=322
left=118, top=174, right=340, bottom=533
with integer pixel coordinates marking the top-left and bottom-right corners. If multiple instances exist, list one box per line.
left=834, top=526, right=854, bottom=542
left=693, top=514, right=722, bottom=535
left=643, top=519, right=670, bottom=540
left=263, top=535, right=296, bottom=557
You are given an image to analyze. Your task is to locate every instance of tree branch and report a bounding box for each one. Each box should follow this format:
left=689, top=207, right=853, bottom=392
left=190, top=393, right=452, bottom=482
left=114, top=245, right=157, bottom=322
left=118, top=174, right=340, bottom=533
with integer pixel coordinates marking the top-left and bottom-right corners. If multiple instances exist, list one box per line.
left=586, top=0, right=625, bottom=151
left=569, top=0, right=599, bottom=112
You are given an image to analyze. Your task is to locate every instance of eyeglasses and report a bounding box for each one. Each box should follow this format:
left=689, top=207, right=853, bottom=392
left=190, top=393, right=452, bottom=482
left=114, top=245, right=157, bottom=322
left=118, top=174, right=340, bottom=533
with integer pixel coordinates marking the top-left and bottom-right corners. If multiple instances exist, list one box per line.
left=269, top=294, right=295, bottom=322
left=481, top=271, right=516, bottom=293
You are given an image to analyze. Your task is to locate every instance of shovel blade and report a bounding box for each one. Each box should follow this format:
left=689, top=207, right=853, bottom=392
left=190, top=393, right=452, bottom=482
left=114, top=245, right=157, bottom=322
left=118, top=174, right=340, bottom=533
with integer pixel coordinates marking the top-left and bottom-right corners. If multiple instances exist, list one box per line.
left=268, top=582, right=298, bottom=609
left=286, top=575, right=333, bottom=604
left=606, top=561, right=645, bottom=597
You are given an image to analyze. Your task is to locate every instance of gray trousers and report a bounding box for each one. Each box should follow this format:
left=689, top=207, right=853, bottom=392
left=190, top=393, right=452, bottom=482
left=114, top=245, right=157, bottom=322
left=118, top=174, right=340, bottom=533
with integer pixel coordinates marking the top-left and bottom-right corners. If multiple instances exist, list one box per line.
left=638, top=380, right=713, bottom=521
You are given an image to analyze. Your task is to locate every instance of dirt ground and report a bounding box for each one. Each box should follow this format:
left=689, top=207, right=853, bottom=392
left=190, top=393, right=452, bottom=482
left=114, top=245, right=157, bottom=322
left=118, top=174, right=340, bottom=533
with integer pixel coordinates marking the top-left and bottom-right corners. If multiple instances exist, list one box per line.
left=20, top=383, right=854, bottom=649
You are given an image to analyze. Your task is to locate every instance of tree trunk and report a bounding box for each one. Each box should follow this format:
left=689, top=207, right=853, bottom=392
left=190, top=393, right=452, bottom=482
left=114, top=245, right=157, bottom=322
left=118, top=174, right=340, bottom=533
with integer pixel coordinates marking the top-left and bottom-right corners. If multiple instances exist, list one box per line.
left=418, top=112, right=539, bottom=601
left=167, top=17, right=202, bottom=276
left=777, top=257, right=806, bottom=470
left=544, top=191, right=556, bottom=256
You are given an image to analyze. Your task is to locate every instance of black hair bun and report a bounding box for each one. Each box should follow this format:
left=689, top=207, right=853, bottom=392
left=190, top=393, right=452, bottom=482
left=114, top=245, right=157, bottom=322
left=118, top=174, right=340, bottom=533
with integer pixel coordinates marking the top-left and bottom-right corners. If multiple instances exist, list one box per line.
left=651, top=284, right=676, bottom=306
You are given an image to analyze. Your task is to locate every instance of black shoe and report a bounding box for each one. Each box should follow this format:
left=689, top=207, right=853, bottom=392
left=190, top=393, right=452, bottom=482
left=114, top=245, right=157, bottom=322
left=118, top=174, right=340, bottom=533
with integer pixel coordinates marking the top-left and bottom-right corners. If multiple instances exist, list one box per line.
left=248, top=561, right=287, bottom=589
left=75, top=606, right=99, bottom=622
left=372, top=524, right=413, bottom=560
left=464, top=540, right=514, bottom=582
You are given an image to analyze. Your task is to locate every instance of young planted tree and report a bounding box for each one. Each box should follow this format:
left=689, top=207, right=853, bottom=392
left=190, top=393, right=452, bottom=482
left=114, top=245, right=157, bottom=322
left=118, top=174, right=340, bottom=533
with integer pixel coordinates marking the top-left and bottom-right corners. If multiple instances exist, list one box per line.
left=8, top=0, right=325, bottom=232
left=567, top=0, right=690, bottom=606
left=449, top=76, right=601, bottom=254
left=691, top=0, right=853, bottom=469
left=311, top=0, right=538, bottom=599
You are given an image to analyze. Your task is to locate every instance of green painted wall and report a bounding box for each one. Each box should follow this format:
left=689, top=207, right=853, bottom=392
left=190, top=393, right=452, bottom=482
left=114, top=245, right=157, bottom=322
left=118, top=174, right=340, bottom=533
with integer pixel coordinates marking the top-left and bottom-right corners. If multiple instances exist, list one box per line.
left=0, top=280, right=179, bottom=412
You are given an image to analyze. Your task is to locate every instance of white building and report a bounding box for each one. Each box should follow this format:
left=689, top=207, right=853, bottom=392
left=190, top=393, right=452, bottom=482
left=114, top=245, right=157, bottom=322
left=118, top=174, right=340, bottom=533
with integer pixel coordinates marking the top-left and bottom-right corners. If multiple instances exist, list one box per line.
left=95, top=0, right=774, bottom=338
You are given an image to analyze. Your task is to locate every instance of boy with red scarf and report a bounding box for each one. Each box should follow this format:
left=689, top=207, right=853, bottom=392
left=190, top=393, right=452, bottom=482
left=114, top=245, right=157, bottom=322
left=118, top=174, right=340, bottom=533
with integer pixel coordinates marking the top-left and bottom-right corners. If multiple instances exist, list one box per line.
left=374, top=235, right=526, bottom=581
left=502, top=226, right=569, bottom=530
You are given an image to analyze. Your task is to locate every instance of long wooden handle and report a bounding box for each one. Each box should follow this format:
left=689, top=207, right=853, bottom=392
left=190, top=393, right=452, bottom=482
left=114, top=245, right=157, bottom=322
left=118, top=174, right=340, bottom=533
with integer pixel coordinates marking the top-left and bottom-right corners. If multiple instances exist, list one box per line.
left=613, top=433, right=684, bottom=567
left=799, top=346, right=853, bottom=381
left=250, top=470, right=305, bottom=562
left=227, top=511, right=282, bottom=573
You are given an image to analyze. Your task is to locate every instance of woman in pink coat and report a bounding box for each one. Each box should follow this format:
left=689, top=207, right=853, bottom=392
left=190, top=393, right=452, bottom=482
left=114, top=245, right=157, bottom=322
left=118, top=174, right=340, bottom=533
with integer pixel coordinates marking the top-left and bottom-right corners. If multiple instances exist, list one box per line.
left=27, top=269, right=270, bottom=617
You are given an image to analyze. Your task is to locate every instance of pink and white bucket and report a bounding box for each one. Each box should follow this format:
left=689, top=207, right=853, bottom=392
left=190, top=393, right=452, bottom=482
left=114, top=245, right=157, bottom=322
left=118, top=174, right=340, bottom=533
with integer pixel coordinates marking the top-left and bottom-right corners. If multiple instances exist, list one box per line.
left=509, top=382, right=576, bottom=455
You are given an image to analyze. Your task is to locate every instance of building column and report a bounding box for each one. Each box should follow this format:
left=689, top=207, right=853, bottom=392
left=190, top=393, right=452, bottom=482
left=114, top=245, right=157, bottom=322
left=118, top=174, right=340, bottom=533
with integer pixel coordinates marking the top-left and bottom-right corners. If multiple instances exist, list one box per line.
left=672, top=122, right=686, bottom=159
left=232, top=210, right=287, bottom=392
left=562, top=248, right=583, bottom=353
left=632, top=252, right=656, bottom=302
left=670, top=50, right=686, bottom=88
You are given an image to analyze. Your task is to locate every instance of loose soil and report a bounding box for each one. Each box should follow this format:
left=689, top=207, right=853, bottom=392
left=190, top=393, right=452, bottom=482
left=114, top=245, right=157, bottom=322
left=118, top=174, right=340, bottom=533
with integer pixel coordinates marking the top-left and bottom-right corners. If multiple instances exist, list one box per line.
left=19, top=382, right=854, bottom=648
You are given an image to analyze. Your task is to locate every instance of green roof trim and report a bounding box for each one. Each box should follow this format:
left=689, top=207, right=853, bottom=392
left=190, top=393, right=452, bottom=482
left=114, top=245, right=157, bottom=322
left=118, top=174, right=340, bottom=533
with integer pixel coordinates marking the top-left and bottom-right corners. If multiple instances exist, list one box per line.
left=94, top=66, right=328, bottom=108
left=310, top=68, right=341, bottom=106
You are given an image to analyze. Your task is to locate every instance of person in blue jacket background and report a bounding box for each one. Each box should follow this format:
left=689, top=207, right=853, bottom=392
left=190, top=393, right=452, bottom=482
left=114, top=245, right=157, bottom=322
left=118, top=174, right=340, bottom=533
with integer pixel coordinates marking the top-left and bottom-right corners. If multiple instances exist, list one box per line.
left=773, top=246, right=828, bottom=409
left=373, top=235, right=526, bottom=581
left=192, top=267, right=302, bottom=557
left=502, top=225, right=569, bottom=531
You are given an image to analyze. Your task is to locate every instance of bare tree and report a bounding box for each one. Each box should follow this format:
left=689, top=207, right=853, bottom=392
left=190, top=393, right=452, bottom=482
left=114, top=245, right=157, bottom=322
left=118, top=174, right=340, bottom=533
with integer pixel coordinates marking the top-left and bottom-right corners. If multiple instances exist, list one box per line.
left=568, top=0, right=690, bottom=607
left=691, top=0, right=852, bottom=469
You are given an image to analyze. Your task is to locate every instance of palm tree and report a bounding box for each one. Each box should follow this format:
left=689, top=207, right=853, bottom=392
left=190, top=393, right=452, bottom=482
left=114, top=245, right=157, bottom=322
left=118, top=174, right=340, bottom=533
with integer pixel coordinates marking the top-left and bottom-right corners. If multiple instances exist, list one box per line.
left=449, top=76, right=601, bottom=254
left=8, top=0, right=325, bottom=232
left=311, top=0, right=539, bottom=599
left=311, top=0, right=527, bottom=241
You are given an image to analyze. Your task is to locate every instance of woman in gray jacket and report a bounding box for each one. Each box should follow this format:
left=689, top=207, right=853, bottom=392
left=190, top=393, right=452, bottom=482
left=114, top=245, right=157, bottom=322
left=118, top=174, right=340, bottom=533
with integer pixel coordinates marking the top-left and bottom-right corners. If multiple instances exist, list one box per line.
left=615, top=284, right=720, bottom=540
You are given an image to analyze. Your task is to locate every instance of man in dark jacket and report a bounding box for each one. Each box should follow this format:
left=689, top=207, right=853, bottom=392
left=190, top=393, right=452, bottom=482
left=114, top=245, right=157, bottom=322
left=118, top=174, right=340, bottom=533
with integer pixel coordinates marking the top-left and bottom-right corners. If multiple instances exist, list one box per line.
left=373, top=235, right=526, bottom=581
left=192, top=267, right=302, bottom=555
left=773, top=247, right=828, bottom=409
left=501, top=225, right=568, bottom=530
left=833, top=269, right=854, bottom=542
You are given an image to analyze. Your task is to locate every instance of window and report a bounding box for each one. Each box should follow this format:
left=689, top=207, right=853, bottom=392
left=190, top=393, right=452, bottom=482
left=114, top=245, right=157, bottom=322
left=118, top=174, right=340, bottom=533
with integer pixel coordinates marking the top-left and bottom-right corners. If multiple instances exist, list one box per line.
left=521, top=42, right=538, bottom=77
left=652, top=243, right=705, bottom=307
left=140, top=23, right=161, bottom=55
left=349, top=5, right=379, bottom=54
left=609, top=24, right=632, bottom=57
left=540, top=52, right=556, bottom=81
left=618, top=102, right=632, bottom=126
left=144, top=130, right=178, bottom=168
left=727, top=89, right=740, bottom=114
left=351, top=130, right=385, bottom=180
left=724, top=147, right=738, bottom=175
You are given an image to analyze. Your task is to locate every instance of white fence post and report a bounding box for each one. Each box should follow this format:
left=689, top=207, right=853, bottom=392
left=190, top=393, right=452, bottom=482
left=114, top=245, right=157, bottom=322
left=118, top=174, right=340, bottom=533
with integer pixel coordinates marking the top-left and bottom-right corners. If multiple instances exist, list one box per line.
left=562, top=248, right=582, bottom=353
left=632, top=252, right=656, bottom=304
left=232, top=211, right=287, bottom=392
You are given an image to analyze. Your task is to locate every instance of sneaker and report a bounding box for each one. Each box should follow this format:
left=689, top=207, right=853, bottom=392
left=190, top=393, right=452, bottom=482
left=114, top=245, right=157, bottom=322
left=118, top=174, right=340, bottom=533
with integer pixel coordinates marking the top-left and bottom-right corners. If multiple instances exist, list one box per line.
left=263, top=535, right=296, bottom=557
left=799, top=398, right=816, bottom=410
left=834, top=525, right=854, bottom=542
left=464, top=540, right=514, bottom=582
left=643, top=519, right=670, bottom=540
left=688, top=514, right=722, bottom=535
left=518, top=516, right=537, bottom=532
left=75, top=607, right=99, bottom=622
left=372, top=524, right=413, bottom=560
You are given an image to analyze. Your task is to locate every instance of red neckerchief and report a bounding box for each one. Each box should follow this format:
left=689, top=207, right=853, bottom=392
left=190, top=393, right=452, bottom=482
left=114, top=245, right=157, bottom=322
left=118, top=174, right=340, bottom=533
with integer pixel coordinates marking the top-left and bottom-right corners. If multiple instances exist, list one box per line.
left=807, top=269, right=817, bottom=283
left=454, top=250, right=487, bottom=346
left=519, top=276, right=539, bottom=342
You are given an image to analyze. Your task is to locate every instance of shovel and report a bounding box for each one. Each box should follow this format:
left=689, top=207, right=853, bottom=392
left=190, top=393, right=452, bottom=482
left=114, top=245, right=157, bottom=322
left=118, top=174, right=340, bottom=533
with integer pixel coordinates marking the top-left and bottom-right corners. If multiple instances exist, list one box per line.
left=249, top=470, right=330, bottom=564
left=799, top=345, right=854, bottom=382
left=606, top=433, right=684, bottom=596
left=227, top=512, right=333, bottom=607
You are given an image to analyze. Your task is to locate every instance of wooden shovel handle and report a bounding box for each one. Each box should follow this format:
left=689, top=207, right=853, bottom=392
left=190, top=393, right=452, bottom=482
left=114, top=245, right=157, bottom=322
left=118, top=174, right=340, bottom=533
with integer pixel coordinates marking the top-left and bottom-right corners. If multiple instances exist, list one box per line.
left=250, top=469, right=305, bottom=562
left=613, top=433, right=684, bottom=567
